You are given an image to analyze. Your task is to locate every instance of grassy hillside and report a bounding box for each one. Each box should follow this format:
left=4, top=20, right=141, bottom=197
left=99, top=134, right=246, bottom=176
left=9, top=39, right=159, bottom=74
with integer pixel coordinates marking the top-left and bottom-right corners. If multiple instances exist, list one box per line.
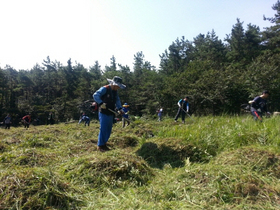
left=1, top=115, right=280, bottom=209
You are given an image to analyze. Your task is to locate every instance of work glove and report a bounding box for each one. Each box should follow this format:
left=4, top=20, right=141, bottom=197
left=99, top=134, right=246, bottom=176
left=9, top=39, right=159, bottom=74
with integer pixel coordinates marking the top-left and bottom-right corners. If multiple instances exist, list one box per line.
left=248, top=100, right=254, bottom=104
left=118, top=109, right=125, bottom=115
left=100, top=103, right=106, bottom=109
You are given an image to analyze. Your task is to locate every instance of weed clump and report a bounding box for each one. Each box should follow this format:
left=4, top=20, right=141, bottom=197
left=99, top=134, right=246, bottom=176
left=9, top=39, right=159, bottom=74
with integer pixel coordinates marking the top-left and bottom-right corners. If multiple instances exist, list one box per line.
left=213, top=170, right=280, bottom=205
left=214, top=147, right=280, bottom=178
left=130, top=122, right=154, bottom=138
left=1, top=149, right=57, bottom=168
left=0, top=168, right=82, bottom=210
left=2, top=136, right=21, bottom=144
left=21, top=135, right=51, bottom=148
left=61, top=152, right=154, bottom=189
left=110, top=135, right=139, bottom=148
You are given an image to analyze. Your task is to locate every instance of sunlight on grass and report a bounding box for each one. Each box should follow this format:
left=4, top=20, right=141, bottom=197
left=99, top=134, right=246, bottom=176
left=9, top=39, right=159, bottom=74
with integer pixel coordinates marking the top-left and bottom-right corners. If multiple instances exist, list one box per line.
left=1, top=115, right=280, bottom=209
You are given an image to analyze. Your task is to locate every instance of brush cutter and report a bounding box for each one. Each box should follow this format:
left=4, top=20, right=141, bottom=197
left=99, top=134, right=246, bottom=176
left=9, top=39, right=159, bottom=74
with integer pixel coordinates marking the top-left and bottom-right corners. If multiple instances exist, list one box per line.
left=108, top=108, right=132, bottom=123
left=180, top=107, right=194, bottom=122
left=78, top=100, right=98, bottom=113
left=240, top=104, right=251, bottom=113
left=253, top=111, right=262, bottom=122
left=108, top=108, right=120, bottom=116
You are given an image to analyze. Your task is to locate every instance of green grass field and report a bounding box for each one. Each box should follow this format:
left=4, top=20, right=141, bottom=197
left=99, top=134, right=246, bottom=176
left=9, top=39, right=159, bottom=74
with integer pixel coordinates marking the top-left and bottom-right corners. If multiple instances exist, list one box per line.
left=1, top=115, right=280, bottom=209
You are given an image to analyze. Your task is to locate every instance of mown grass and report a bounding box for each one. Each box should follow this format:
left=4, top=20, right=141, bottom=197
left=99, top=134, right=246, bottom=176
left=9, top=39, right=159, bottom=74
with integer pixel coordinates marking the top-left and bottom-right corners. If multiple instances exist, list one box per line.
left=1, top=115, right=280, bottom=209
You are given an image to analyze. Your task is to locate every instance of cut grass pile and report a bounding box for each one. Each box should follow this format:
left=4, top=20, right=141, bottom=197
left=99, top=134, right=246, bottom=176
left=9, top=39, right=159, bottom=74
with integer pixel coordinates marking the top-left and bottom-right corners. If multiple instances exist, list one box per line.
left=1, top=115, right=280, bottom=209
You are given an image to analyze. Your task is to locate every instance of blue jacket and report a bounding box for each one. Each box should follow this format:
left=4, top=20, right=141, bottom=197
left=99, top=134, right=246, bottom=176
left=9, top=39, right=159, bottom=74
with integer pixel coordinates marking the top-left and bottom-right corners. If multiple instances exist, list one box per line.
left=122, top=107, right=129, bottom=119
left=178, top=99, right=189, bottom=112
left=79, top=115, right=90, bottom=124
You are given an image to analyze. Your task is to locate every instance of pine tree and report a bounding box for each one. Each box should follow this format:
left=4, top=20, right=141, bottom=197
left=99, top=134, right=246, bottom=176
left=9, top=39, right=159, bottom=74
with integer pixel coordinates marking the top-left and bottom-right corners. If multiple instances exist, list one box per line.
left=263, top=0, right=280, bottom=52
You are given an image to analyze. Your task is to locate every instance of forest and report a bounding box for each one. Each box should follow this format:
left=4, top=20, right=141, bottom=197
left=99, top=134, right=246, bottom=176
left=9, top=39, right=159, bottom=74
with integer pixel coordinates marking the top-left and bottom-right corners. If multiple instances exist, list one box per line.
left=1, top=1, right=280, bottom=125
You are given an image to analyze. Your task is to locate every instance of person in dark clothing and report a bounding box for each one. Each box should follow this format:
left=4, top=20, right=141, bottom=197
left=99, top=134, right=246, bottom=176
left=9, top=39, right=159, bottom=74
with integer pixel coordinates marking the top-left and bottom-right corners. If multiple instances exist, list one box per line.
left=249, top=90, right=270, bottom=122
left=174, top=96, right=189, bottom=124
left=4, top=114, right=12, bottom=129
left=48, top=112, right=55, bottom=125
left=93, top=76, right=125, bottom=152
left=22, top=114, right=31, bottom=129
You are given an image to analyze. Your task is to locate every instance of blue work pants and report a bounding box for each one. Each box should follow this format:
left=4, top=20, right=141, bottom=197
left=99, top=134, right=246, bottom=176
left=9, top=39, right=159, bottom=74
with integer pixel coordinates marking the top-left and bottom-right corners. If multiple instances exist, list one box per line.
left=174, top=108, right=186, bottom=122
left=98, top=112, right=114, bottom=146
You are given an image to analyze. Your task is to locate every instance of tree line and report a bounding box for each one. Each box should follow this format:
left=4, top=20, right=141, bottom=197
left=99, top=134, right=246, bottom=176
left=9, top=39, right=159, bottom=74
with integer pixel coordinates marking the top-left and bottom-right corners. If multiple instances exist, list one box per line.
left=1, top=1, right=280, bottom=125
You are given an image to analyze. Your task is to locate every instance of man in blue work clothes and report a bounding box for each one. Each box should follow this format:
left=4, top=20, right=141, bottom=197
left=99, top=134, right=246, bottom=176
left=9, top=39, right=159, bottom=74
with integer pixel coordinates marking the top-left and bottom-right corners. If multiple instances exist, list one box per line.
left=249, top=90, right=270, bottom=122
left=122, top=103, right=130, bottom=128
left=93, top=76, right=125, bottom=152
left=78, top=113, right=90, bottom=126
left=174, top=96, right=189, bottom=124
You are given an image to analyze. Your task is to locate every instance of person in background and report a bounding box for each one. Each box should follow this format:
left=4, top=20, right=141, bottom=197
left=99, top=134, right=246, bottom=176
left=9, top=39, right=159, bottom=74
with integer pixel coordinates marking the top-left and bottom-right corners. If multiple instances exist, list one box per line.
left=157, top=108, right=163, bottom=121
left=93, top=76, right=125, bottom=152
left=249, top=90, right=270, bottom=122
left=78, top=113, right=90, bottom=126
left=4, top=114, right=12, bottom=129
left=34, top=117, right=40, bottom=125
left=122, top=103, right=130, bottom=128
left=174, top=96, right=189, bottom=124
left=48, top=112, right=55, bottom=125
left=22, top=114, right=31, bottom=129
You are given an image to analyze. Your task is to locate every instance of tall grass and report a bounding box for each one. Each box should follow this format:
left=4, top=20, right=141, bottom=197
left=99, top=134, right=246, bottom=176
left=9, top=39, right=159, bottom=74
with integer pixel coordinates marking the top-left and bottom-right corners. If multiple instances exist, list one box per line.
left=1, top=115, right=280, bottom=209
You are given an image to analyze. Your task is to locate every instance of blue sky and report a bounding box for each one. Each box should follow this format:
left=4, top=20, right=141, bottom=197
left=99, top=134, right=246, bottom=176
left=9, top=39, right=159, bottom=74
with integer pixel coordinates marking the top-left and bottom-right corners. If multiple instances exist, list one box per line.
left=0, top=0, right=276, bottom=70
